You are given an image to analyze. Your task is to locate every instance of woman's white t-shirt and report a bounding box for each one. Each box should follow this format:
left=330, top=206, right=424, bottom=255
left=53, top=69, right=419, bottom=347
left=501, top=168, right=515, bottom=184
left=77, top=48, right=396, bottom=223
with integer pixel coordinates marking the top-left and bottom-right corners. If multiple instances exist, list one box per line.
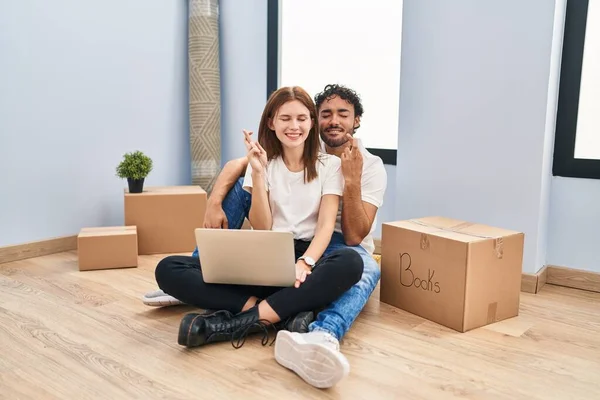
left=242, top=154, right=343, bottom=241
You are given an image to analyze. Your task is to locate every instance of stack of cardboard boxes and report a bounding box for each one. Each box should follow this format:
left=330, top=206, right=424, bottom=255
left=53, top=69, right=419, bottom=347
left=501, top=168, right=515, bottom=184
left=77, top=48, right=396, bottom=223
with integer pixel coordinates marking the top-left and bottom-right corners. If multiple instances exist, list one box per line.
left=77, top=186, right=207, bottom=271
left=379, top=216, right=525, bottom=332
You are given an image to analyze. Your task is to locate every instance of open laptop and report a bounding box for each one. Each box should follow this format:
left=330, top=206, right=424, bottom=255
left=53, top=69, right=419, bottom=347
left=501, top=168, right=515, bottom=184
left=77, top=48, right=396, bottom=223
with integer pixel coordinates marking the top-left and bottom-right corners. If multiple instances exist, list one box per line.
left=194, top=228, right=297, bottom=287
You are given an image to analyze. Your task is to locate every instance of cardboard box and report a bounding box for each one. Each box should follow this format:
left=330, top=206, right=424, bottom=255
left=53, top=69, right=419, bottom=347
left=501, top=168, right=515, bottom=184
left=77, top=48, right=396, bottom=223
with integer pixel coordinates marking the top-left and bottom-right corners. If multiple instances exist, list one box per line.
left=77, top=226, right=138, bottom=271
left=124, top=185, right=206, bottom=255
left=380, top=216, right=524, bottom=332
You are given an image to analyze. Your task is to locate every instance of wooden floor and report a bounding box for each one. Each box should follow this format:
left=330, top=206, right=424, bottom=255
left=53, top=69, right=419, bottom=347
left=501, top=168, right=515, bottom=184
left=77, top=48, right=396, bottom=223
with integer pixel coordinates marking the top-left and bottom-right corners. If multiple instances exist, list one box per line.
left=1, top=251, right=599, bottom=400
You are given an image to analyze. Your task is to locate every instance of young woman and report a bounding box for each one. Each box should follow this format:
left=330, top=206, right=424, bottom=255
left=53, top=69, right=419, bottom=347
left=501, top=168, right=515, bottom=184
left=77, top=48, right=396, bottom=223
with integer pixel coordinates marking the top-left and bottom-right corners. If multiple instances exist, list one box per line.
left=154, top=86, right=364, bottom=349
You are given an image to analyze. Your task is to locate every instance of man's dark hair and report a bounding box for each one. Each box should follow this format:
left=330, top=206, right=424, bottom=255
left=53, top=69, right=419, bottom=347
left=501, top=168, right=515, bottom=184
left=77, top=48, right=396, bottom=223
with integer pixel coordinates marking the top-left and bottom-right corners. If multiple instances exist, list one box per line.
left=314, top=84, right=364, bottom=119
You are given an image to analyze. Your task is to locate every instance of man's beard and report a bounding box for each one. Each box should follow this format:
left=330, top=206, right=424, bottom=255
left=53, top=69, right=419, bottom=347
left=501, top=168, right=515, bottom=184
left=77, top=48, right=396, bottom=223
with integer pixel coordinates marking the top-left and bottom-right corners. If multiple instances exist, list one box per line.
left=320, top=126, right=353, bottom=148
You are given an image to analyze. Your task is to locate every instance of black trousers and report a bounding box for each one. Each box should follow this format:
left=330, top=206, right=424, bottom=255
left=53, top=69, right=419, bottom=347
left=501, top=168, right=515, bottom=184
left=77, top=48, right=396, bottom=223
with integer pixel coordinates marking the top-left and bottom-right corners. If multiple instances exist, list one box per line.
left=154, top=240, right=364, bottom=320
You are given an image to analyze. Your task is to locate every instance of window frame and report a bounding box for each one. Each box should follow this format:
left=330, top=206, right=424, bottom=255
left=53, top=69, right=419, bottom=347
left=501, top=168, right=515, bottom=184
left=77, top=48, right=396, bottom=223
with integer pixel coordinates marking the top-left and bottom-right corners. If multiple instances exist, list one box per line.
left=553, top=0, right=600, bottom=180
left=266, top=0, right=398, bottom=165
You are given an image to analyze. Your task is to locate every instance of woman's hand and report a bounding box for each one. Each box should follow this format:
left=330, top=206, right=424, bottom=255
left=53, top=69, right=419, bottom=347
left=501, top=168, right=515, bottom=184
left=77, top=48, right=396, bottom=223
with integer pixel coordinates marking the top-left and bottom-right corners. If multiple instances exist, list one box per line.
left=243, top=129, right=267, bottom=174
left=294, top=260, right=312, bottom=288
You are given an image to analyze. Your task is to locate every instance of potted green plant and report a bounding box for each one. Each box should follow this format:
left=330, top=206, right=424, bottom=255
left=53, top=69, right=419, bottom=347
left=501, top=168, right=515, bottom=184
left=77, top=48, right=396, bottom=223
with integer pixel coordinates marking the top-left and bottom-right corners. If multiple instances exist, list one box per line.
left=116, top=150, right=153, bottom=193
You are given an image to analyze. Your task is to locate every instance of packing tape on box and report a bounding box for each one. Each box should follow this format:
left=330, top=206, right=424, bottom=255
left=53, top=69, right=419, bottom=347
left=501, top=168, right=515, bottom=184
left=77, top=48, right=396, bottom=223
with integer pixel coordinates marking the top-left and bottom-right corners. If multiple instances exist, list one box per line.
left=409, top=219, right=504, bottom=259
left=420, top=233, right=430, bottom=250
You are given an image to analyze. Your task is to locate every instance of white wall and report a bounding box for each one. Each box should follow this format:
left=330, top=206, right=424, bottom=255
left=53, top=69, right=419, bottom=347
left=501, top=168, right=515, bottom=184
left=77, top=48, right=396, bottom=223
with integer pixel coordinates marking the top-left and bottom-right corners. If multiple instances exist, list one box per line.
left=545, top=1, right=600, bottom=273
left=219, top=0, right=268, bottom=163
left=395, top=0, right=559, bottom=274
left=548, top=178, right=600, bottom=272
left=538, top=0, right=567, bottom=272
left=0, top=0, right=190, bottom=247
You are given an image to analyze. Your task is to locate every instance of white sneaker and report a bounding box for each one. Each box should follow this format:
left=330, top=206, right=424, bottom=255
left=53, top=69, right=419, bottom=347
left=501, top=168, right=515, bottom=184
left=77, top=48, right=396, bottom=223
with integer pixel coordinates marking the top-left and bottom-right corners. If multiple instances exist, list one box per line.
left=142, top=289, right=184, bottom=307
left=274, top=330, right=350, bottom=389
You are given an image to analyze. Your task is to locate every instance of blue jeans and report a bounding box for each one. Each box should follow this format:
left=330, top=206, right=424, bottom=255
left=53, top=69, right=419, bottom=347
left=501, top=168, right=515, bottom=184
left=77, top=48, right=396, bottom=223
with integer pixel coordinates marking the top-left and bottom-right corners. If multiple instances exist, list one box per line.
left=194, top=178, right=381, bottom=340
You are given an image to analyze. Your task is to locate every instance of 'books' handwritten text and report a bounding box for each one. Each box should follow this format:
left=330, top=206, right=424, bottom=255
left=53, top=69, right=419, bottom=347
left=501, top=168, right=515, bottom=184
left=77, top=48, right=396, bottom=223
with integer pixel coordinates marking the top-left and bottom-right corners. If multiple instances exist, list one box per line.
left=398, top=252, right=441, bottom=293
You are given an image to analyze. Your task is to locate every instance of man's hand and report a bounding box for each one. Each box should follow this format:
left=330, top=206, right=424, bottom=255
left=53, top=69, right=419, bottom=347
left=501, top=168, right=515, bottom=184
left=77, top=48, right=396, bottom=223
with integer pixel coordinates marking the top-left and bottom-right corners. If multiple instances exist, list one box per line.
left=294, top=260, right=312, bottom=288
left=341, top=134, right=363, bottom=184
left=203, top=202, right=228, bottom=229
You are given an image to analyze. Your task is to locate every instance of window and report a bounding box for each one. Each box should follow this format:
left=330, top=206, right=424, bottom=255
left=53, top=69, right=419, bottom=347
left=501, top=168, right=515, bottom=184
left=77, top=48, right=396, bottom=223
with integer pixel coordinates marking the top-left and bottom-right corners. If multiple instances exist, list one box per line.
left=553, top=0, right=600, bottom=179
left=267, top=0, right=403, bottom=165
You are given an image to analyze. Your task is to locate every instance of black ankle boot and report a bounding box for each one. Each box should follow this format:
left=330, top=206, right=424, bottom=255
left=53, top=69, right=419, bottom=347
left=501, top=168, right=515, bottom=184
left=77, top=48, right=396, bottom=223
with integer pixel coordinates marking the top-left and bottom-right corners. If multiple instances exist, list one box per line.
left=178, top=307, right=275, bottom=348
left=278, top=311, right=314, bottom=333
